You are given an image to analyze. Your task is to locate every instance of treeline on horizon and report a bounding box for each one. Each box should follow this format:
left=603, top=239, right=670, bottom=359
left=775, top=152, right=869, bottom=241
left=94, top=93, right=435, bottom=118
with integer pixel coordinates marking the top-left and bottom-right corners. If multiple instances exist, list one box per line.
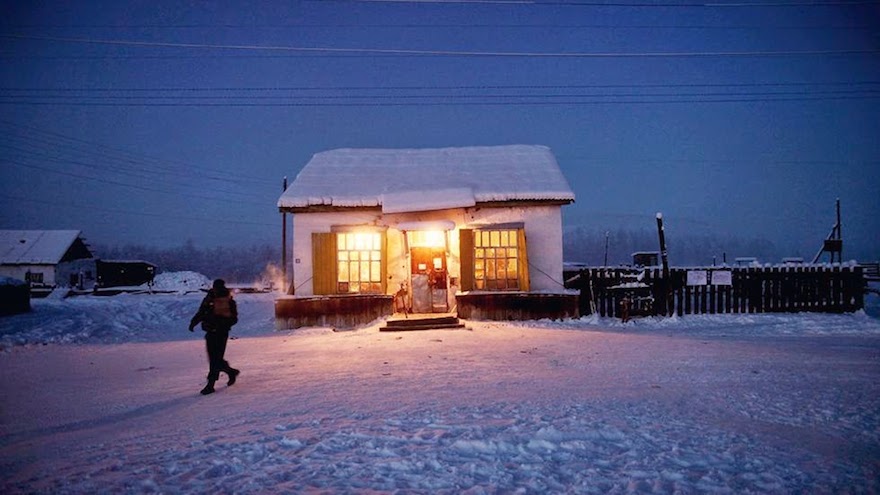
left=94, top=229, right=786, bottom=286
left=94, top=240, right=281, bottom=284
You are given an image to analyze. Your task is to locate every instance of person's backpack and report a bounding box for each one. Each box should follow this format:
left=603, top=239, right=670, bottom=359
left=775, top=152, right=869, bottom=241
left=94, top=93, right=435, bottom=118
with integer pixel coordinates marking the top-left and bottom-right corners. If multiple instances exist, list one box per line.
left=212, top=294, right=234, bottom=319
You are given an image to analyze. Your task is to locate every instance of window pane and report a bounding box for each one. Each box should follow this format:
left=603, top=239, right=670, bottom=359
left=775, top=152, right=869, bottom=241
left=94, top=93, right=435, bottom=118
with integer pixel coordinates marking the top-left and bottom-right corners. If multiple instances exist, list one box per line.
left=490, top=231, right=500, bottom=247
left=508, top=259, right=517, bottom=278
left=500, top=230, right=509, bottom=247
left=336, top=232, right=383, bottom=294
left=482, top=231, right=490, bottom=247
left=497, top=258, right=507, bottom=280
left=486, top=248, right=495, bottom=258
left=509, top=232, right=517, bottom=247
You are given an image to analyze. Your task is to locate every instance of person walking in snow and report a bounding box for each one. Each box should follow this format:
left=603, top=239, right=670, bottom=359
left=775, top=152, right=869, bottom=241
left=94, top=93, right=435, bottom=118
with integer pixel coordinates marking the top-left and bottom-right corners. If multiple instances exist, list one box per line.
left=189, top=279, right=240, bottom=395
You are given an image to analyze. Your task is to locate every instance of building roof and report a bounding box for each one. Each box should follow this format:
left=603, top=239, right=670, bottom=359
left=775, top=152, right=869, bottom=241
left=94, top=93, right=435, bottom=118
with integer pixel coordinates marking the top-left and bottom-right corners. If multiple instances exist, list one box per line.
left=0, top=230, right=87, bottom=265
left=278, top=145, right=576, bottom=213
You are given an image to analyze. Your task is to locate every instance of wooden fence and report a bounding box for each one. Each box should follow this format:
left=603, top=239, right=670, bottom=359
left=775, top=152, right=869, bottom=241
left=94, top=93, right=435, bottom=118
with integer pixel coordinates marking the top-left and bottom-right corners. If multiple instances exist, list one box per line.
left=566, top=265, right=866, bottom=318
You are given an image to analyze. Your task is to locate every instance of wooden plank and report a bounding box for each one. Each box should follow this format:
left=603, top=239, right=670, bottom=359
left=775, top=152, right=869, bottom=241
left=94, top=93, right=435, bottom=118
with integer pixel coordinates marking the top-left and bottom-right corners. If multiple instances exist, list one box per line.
left=675, top=270, right=685, bottom=317
left=709, top=283, right=716, bottom=314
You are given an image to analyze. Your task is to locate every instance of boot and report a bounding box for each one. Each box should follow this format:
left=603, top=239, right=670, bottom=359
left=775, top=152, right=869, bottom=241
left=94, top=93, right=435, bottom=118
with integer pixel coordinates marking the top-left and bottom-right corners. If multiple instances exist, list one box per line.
left=200, top=380, right=216, bottom=395
left=227, top=368, right=240, bottom=386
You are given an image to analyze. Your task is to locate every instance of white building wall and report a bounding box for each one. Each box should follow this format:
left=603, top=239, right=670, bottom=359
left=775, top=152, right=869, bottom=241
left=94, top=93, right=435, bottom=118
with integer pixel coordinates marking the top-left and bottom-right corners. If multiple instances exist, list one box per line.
left=464, top=204, right=565, bottom=292
left=0, top=264, right=56, bottom=286
left=290, top=204, right=566, bottom=297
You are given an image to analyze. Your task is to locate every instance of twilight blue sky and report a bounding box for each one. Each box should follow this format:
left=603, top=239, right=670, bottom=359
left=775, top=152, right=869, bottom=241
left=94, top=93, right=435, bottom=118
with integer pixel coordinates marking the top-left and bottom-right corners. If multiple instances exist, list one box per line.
left=0, top=0, right=878, bottom=262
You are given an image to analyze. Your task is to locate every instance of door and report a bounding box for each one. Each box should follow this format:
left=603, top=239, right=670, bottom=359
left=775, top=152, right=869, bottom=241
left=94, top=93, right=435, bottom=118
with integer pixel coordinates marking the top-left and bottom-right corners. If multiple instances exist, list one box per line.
left=410, top=247, right=448, bottom=313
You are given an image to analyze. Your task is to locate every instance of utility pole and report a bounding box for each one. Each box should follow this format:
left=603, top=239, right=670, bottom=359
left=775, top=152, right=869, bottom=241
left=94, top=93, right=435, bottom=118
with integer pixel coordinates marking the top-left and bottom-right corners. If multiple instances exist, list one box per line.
left=603, top=231, right=609, bottom=266
left=836, top=198, right=842, bottom=262
left=656, top=212, right=671, bottom=316
left=281, top=176, right=288, bottom=292
left=811, top=198, right=843, bottom=264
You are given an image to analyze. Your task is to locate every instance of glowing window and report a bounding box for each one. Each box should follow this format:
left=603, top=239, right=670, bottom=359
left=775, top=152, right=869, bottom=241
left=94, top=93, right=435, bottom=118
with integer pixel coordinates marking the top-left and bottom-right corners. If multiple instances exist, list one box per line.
left=473, top=229, right=519, bottom=290
left=336, top=232, right=382, bottom=294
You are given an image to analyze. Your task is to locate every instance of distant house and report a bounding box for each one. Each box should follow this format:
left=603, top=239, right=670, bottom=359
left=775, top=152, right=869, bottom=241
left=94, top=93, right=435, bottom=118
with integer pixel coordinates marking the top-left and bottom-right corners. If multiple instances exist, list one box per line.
left=0, top=230, right=96, bottom=294
left=276, top=145, right=577, bottom=329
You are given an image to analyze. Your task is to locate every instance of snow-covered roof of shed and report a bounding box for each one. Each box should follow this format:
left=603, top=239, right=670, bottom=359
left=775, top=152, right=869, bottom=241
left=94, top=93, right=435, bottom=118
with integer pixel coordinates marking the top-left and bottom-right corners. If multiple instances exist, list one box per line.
left=278, top=145, right=575, bottom=212
left=0, top=230, right=83, bottom=265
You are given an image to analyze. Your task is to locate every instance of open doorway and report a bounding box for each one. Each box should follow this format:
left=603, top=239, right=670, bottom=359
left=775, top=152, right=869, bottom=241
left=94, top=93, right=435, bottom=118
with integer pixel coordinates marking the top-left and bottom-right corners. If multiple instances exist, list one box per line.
left=406, top=229, right=449, bottom=313
left=410, top=247, right=448, bottom=313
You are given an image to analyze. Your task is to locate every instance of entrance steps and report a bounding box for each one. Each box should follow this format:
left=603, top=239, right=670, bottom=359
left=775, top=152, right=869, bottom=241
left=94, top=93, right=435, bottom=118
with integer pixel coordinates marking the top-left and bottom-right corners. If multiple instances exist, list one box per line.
left=379, top=314, right=467, bottom=332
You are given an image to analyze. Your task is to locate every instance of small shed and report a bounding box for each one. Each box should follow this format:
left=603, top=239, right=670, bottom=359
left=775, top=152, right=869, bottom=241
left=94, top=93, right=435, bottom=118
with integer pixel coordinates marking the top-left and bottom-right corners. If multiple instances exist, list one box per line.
left=276, top=145, right=578, bottom=329
left=96, top=260, right=157, bottom=288
left=0, top=230, right=96, bottom=294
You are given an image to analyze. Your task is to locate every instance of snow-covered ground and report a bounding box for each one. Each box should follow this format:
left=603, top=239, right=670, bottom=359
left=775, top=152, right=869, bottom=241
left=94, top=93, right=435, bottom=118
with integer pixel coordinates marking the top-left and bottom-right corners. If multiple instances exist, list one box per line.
left=1, top=279, right=879, bottom=493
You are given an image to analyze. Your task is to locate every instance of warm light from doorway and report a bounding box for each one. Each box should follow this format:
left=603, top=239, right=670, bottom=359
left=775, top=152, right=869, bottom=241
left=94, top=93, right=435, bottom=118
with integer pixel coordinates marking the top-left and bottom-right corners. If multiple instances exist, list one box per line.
left=408, top=230, right=446, bottom=248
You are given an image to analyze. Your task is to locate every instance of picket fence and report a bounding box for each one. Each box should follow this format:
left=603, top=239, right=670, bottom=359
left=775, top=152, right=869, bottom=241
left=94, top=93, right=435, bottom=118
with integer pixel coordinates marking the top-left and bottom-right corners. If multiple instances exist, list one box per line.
left=566, top=264, right=866, bottom=318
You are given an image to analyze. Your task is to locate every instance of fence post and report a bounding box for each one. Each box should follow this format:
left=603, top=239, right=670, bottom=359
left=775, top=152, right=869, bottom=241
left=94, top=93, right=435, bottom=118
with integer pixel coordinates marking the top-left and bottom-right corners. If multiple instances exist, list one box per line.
left=675, top=269, right=684, bottom=317
left=852, top=265, right=865, bottom=311
left=831, top=265, right=842, bottom=313
left=709, top=278, right=717, bottom=314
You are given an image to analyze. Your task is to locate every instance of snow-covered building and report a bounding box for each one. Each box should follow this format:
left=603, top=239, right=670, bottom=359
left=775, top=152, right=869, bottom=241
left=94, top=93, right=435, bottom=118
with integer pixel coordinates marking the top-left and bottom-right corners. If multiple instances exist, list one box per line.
left=276, top=145, right=577, bottom=329
left=0, top=230, right=96, bottom=293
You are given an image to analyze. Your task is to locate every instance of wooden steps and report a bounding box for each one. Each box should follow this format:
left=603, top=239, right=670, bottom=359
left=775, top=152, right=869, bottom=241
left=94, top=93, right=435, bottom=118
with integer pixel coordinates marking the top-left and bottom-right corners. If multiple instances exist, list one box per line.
left=379, top=314, right=466, bottom=332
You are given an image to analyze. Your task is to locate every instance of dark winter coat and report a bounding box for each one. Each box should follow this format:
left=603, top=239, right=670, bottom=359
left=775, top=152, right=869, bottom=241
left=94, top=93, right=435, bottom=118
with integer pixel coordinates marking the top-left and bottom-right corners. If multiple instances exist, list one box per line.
left=189, top=287, right=238, bottom=333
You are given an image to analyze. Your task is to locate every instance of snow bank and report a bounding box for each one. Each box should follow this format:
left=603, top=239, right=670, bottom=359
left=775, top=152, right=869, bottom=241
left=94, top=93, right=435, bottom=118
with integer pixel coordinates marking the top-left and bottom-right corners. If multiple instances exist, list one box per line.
left=0, top=276, right=26, bottom=287
left=146, top=271, right=211, bottom=293
left=0, top=292, right=275, bottom=348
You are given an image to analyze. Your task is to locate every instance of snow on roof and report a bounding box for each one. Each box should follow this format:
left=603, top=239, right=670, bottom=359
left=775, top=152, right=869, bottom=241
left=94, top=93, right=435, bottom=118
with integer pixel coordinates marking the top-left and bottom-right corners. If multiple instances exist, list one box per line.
left=278, top=145, right=575, bottom=213
left=0, top=230, right=84, bottom=265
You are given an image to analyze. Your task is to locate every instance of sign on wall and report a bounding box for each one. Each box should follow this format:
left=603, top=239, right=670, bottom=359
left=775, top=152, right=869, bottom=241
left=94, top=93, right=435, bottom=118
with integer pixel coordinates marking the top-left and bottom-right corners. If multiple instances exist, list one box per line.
left=687, top=270, right=708, bottom=286
left=711, top=270, right=733, bottom=286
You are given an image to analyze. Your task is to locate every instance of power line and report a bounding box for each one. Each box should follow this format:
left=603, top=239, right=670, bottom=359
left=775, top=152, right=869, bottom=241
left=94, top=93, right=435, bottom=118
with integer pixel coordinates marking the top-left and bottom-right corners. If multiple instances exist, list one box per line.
left=1, top=95, right=877, bottom=107
left=0, top=120, right=276, bottom=186
left=315, top=0, right=880, bottom=6
left=3, top=34, right=877, bottom=58
left=2, top=22, right=873, bottom=29
left=2, top=158, right=270, bottom=207
left=0, top=141, right=270, bottom=202
left=2, top=89, right=876, bottom=100
left=3, top=81, right=878, bottom=91
left=0, top=193, right=277, bottom=227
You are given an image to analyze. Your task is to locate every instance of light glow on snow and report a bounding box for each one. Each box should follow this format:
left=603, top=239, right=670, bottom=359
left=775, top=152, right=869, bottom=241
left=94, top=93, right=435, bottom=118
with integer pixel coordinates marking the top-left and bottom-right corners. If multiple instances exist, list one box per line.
left=1, top=276, right=878, bottom=493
